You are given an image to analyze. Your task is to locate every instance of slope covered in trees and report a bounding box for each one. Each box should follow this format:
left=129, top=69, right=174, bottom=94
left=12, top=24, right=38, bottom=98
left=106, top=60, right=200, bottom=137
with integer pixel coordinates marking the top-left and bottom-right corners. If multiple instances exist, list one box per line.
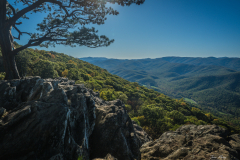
left=161, top=57, right=240, bottom=71
left=1, top=0, right=144, bottom=80
left=0, top=46, right=239, bottom=139
left=80, top=57, right=240, bottom=126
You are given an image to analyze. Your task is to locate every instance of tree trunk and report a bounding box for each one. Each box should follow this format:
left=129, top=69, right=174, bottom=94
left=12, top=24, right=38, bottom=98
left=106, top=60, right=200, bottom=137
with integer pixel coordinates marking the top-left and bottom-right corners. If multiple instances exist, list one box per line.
left=0, top=29, right=20, bottom=80
left=0, top=0, right=20, bottom=80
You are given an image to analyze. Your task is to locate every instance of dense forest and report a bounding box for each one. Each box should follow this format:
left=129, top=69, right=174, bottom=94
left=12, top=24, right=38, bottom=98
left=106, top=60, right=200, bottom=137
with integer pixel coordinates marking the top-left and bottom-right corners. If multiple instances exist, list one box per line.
left=80, top=57, right=240, bottom=127
left=0, top=44, right=239, bottom=139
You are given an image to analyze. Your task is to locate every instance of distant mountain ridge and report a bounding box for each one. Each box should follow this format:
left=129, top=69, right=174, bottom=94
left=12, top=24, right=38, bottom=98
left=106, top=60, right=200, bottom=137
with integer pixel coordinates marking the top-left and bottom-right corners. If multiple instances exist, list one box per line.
left=80, top=56, right=240, bottom=71
left=80, top=56, right=240, bottom=124
left=161, top=57, right=240, bottom=71
left=79, top=57, right=109, bottom=63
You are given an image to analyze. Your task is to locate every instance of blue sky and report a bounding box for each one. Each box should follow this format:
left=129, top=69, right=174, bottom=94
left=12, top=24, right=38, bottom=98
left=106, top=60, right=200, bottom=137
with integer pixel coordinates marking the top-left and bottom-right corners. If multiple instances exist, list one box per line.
left=13, top=0, right=240, bottom=59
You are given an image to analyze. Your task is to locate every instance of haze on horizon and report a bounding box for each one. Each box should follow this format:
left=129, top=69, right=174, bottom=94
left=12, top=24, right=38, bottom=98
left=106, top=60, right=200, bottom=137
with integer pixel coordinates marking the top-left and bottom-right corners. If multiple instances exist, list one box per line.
left=14, top=0, right=240, bottom=59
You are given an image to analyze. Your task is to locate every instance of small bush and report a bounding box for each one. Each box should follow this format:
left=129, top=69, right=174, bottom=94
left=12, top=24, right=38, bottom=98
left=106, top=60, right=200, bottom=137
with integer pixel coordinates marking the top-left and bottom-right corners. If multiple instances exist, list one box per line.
left=0, top=72, right=5, bottom=80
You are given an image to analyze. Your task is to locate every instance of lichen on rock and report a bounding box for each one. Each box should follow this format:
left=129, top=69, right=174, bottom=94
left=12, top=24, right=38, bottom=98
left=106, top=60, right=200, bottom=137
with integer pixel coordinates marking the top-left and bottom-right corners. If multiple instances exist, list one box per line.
left=140, top=124, right=240, bottom=160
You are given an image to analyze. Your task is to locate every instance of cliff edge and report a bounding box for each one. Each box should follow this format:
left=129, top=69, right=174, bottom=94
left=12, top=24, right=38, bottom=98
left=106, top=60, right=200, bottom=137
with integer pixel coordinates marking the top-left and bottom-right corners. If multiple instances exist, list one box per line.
left=0, top=77, right=141, bottom=160
left=1, top=77, right=240, bottom=160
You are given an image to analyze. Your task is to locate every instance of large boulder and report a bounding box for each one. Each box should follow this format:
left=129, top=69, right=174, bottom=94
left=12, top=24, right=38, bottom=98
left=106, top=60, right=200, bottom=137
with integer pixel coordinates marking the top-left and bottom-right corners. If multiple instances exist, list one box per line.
left=140, top=124, right=240, bottom=160
left=0, top=77, right=142, bottom=160
left=89, top=98, right=141, bottom=160
left=132, top=120, right=152, bottom=146
left=0, top=77, right=95, bottom=160
left=92, top=154, right=117, bottom=160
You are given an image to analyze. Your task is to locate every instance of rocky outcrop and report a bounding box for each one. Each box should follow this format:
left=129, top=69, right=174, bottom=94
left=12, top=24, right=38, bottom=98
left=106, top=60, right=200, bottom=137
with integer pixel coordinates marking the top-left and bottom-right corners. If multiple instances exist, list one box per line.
left=132, top=121, right=152, bottom=146
left=0, top=77, right=95, bottom=160
left=140, top=124, right=240, bottom=160
left=2, top=77, right=240, bottom=160
left=0, top=77, right=141, bottom=160
left=89, top=98, right=141, bottom=160
left=92, top=154, right=117, bottom=160
left=0, top=107, right=6, bottom=117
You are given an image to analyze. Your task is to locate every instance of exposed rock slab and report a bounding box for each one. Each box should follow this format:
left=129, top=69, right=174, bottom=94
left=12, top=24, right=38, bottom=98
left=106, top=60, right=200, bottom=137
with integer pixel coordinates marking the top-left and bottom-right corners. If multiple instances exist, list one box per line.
left=89, top=98, right=141, bottom=160
left=0, top=107, right=6, bottom=117
left=92, top=154, right=117, bottom=160
left=0, top=77, right=95, bottom=160
left=0, top=77, right=141, bottom=160
left=141, top=124, right=240, bottom=160
left=132, top=120, right=152, bottom=146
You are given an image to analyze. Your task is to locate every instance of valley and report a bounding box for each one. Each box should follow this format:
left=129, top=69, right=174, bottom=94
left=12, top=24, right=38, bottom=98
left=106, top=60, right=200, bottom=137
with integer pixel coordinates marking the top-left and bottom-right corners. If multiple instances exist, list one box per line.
left=80, top=57, right=240, bottom=125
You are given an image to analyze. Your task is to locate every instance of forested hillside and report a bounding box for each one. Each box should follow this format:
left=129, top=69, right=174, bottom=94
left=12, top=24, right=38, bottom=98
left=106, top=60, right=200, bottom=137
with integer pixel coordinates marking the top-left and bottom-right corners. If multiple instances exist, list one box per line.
left=162, top=57, right=240, bottom=71
left=0, top=46, right=239, bottom=139
left=80, top=57, right=240, bottom=126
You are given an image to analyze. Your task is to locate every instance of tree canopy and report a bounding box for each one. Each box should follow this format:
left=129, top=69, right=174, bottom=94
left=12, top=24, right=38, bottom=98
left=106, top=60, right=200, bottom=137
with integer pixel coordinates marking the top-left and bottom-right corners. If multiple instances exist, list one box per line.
left=0, top=0, right=144, bottom=79
left=1, top=45, right=238, bottom=139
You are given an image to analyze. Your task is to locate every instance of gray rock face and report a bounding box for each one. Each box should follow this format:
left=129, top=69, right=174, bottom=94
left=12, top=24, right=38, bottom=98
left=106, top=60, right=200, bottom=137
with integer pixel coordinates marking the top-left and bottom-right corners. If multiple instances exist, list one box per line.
left=0, top=77, right=141, bottom=160
left=89, top=99, right=141, bottom=160
left=132, top=120, right=152, bottom=146
left=0, top=107, right=6, bottom=117
left=141, top=124, right=240, bottom=160
left=3, top=77, right=239, bottom=160
left=0, top=77, right=95, bottom=160
left=92, top=154, right=117, bottom=160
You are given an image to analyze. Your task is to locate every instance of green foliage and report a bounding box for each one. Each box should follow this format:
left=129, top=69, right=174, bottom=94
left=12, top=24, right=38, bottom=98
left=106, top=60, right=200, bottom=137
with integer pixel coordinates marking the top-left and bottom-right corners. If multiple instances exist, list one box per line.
left=184, top=116, right=207, bottom=125
left=82, top=57, right=240, bottom=127
left=170, top=124, right=182, bottom=131
left=117, top=92, right=128, bottom=103
left=33, top=60, right=59, bottom=78
left=125, top=104, right=132, bottom=112
left=62, top=69, right=68, bottom=77
left=100, top=89, right=117, bottom=101
left=0, top=72, right=5, bottom=80
left=68, top=68, right=80, bottom=80
left=66, top=63, right=77, bottom=69
left=184, top=98, right=197, bottom=104
left=3, top=46, right=239, bottom=140
left=167, top=110, right=186, bottom=124
left=131, top=117, right=141, bottom=126
left=78, top=156, right=84, bottom=160
left=191, top=107, right=209, bottom=122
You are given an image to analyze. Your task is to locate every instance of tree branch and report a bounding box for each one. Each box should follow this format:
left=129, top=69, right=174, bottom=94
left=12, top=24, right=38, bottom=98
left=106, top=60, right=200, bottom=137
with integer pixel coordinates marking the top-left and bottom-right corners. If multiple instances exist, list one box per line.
left=8, top=0, right=144, bottom=27
left=8, top=0, right=47, bottom=26
left=15, top=22, right=22, bottom=25
left=12, top=34, right=49, bottom=55
left=9, top=0, right=144, bottom=54
left=6, top=2, right=16, bottom=15
left=8, top=0, right=72, bottom=27
left=13, top=25, right=31, bottom=40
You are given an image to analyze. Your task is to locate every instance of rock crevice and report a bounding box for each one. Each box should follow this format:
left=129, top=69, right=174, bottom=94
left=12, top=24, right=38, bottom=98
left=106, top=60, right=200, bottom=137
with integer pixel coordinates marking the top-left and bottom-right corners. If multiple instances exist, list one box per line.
left=141, top=124, right=240, bottom=160
left=0, top=77, right=141, bottom=160
left=1, top=77, right=240, bottom=160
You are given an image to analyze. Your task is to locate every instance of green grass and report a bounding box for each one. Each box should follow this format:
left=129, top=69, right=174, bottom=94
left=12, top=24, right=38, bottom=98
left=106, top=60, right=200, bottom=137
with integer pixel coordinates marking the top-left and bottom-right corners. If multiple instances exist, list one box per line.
left=184, top=98, right=197, bottom=104
left=150, top=86, right=158, bottom=89
left=218, top=111, right=229, bottom=115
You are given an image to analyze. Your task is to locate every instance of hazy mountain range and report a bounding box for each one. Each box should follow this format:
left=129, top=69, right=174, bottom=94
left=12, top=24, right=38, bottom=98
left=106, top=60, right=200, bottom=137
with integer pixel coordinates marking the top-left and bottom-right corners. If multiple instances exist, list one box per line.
left=80, top=56, right=240, bottom=119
